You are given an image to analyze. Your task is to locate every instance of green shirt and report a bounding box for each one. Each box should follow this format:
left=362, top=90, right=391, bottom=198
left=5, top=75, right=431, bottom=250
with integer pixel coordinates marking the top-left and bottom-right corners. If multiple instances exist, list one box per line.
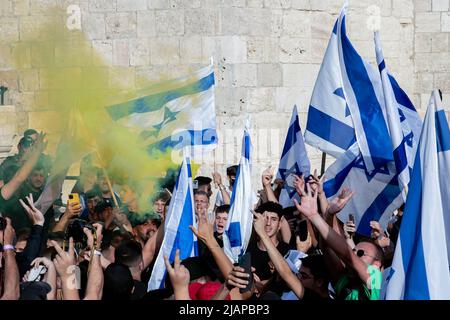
left=334, top=265, right=383, bottom=300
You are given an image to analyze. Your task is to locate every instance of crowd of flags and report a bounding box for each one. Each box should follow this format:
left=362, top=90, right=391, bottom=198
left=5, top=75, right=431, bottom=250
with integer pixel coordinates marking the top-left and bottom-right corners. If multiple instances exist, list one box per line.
left=39, top=2, right=450, bottom=300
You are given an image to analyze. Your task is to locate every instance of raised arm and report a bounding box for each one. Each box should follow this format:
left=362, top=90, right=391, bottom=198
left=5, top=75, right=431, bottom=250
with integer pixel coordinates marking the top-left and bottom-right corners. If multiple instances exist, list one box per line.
left=1, top=133, right=47, bottom=201
left=52, top=238, right=80, bottom=300
left=30, top=257, right=57, bottom=300
left=213, top=172, right=230, bottom=205
left=52, top=201, right=82, bottom=233
left=261, top=166, right=278, bottom=203
left=0, top=218, right=20, bottom=300
left=164, top=249, right=190, bottom=300
left=83, top=223, right=104, bottom=300
left=190, top=213, right=233, bottom=280
left=252, top=211, right=304, bottom=299
left=293, top=184, right=371, bottom=285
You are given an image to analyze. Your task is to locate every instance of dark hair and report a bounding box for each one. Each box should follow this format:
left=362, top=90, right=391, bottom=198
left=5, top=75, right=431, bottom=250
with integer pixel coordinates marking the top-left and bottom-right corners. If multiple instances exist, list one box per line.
left=194, top=190, right=209, bottom=199
left=226, top=165, right=238, bottom=177
left=18, top=136, right=34, bottom=149
left=255, top=201, right=283, bottom=219
left=215, top=205, right=230, bottom=214
left=114, top=240, right=143, bottom=267
left=301, top=255, right=330, bottom=281
left=152, top=190, right=171, bottom=204
left=194, top=176, right=212, bottom=187
left=102, top=263, right=134, bottom=300
left=23, top=129, right=38, bottom=137
left=85, top=186, right=102, bottom=199
left=16, top=228, right=31, bottom=242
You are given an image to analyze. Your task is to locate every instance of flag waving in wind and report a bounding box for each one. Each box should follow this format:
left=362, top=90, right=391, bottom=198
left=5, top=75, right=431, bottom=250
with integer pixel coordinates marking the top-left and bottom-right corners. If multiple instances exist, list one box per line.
left=277, top=105, right=310, bottom=208
left=106, top=64, right=217, bottom=161
left=223, top=121, right=256, bottom=263
left=305, top=3, right=392, bottom=174
left=375, top=31, right=421, bottom=200
left=385, top=90, right=450, bottom=300
left=147, top=152, right=198, bottom=291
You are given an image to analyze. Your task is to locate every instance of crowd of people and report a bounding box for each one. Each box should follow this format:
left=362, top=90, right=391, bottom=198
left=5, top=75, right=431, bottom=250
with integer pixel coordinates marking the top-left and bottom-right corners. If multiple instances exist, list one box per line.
left=0, top=129, right=402, bottom=300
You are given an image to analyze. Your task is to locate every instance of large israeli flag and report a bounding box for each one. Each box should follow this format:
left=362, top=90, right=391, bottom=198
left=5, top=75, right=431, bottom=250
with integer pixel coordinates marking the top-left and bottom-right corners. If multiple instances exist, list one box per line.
left=375, top=31, right=421, bottom=200
left=106, top=64, right=217, bottom=160
left=385, top=90, right=450, bottom=300
left=222, top=122, right=257, bottom=263
left=147, top=152, right=198, bottom=291
left=304, top=3, right=392, bottom=174
left=276, top=105, right=311, bottom=208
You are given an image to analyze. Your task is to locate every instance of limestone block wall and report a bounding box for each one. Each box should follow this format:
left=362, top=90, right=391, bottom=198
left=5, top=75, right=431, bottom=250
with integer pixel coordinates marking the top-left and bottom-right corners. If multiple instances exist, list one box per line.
left=0, top=0, right=448, bottom=188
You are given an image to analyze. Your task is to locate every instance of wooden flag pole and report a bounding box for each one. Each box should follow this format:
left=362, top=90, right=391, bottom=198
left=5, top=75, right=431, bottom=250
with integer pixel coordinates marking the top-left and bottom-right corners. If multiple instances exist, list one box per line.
left=95, top=150, right=120, bottom=208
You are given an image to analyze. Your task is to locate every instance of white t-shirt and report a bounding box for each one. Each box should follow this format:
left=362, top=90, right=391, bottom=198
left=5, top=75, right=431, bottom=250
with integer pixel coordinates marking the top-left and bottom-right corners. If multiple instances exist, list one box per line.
left=214, top=186, right=232, bottom=207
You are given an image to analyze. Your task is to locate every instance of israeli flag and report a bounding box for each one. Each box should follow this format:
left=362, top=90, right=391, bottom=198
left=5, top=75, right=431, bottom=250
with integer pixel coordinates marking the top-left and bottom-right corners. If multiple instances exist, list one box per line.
left=222, top=122, right=257, bottom=263
left=276, top=105, right=311, bottom=208
left=147, top=151, right=198, bottom=291
left=305, top=3, right=392, bottom=174
left=385, top=90, right=450, bottom=300
left=106, top=64, right=217, bottom=160
left=375, top=31, right=422, bottom=200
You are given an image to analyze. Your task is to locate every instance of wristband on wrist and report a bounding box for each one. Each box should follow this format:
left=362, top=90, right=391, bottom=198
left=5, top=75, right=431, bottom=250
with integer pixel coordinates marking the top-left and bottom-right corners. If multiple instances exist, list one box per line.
left=3, top=244, right=15, bottom=251
left=94, top=250, right=102, bottom=256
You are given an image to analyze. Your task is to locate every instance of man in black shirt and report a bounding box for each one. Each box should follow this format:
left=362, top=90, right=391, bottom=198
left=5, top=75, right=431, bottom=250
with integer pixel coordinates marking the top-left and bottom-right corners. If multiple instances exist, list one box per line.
left=246, top=201, right=290, bottom=281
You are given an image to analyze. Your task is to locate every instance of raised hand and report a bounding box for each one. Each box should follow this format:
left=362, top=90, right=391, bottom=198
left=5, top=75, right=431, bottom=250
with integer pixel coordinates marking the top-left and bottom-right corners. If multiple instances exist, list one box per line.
left=252, top=210, right=266, bottom=236
left=51, top=238, right=77, bottom=281
left=326, top=187, right=354, bottom=216
left=83, top=223, right=103, bottom=250
left=308, top=169, right=324, bottom=195
left=293, top=174, right=305, bottom=196
left=163, top=249, right=190, bottom=298
left=296, top=231, right=312, bottom=253
left=226, top=265, right=251, bottom=290
left=189, top=213, right=215, bottom=245
left=2, top=217, right=16, bottom=245
left=212, top=172, right=222, bottom=187
left=261, top=166, right=274, bottom=188
left=19, top=193, right=45, bottom=226
left=343, top=220, right=356, bottom=239
left=293, top=183, right=319, bottom=219
left=66, top=201, right=82, bottom=219
left=32, top=132, right=47, bottom=154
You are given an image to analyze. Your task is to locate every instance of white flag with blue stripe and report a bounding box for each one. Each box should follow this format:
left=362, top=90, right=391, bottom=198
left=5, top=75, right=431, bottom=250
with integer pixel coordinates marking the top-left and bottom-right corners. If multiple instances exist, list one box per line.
left=106, top=64, right=217, bottom=160
left=375, top=31, right=421, bottom=200
left=276, top=105, right=311, bottom=208
left=306, top=4, right=422, bottom=236
left=147, top=152, right=198, bottom=291
left=305, top=3, right=393, bottom=174
left=385, top=90, right=450, bottom=300
left=222, top=122, right=257, bottom=263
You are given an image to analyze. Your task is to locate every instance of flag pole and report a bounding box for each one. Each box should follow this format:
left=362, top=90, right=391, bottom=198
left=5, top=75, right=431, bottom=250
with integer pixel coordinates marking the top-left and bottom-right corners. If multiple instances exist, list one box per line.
left=94, top=149, right=120, bottom=208
left=320, top=152, right=327, bottom=176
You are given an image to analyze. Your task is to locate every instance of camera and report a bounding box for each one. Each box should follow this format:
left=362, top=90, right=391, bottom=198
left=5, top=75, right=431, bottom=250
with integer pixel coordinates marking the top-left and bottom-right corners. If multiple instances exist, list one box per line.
left=66, top=218, right=95, bottom=247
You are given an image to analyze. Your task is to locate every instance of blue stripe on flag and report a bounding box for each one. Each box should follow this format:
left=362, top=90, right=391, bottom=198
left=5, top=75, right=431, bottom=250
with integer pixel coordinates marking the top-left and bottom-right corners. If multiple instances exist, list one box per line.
left=378, top=60, right=386, bottom=72
left=400, top=152, right=430, bottom=299
left=306, top=106, right=356, bottom=151
left=388, top=75, right=416, bottom=112
left=356, top=175, right=401, bottom=236
left=393, top=139, right=409, bottom=174
left=229, top=165, right=241, bottom=206
left=281, top=119, right=300, bottom=159
left=146, top=129, right=218, bottom=153
left=244, top=132, right=251, bottom=160
left=323, top=158, right=357, bottom=198
left=168, top=182, right=195, bottom=262
left=107, top=72, right=215, bottom=121
left=436, top=110, right=450, bottom=152
left=341, top=17, right=393, bottom=168
left=226, top=222, right=242, bottom=248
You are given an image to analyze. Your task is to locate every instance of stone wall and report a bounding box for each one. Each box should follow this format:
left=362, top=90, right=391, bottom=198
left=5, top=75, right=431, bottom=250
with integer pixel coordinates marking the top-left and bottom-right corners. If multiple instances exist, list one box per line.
left=0, top=0, right=449, bottom=186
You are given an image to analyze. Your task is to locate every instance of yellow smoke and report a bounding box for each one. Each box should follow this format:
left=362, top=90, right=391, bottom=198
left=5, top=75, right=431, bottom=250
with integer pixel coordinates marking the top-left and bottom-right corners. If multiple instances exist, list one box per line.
left=12, top=9, right=201, bottom=213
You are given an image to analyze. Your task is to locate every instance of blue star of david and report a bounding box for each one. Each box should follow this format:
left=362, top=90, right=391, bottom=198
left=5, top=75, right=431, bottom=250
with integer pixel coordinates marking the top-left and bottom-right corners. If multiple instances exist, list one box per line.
left=333, top=87, right=351, bottom=117
left=404, top=132, right=414, bottom=148
left=152, top=107, right=180, bottom=136
left=278, top=163, right=304, bottom=198
left=353, top=154, right=390, bottom=182
left=398, top=108, right=406, bottom=122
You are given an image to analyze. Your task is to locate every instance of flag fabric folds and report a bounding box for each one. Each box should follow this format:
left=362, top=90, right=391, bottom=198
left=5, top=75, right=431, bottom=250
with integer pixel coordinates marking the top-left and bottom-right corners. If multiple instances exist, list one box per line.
left=222, top=122, right=256, bottom=263
left=147, top=152, right=198, bottom=291
left=276, top=105, right=311, bottom=208
left=106, top=65, right=217, bottom=160
left=385, top=90, right=450, bottom=300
